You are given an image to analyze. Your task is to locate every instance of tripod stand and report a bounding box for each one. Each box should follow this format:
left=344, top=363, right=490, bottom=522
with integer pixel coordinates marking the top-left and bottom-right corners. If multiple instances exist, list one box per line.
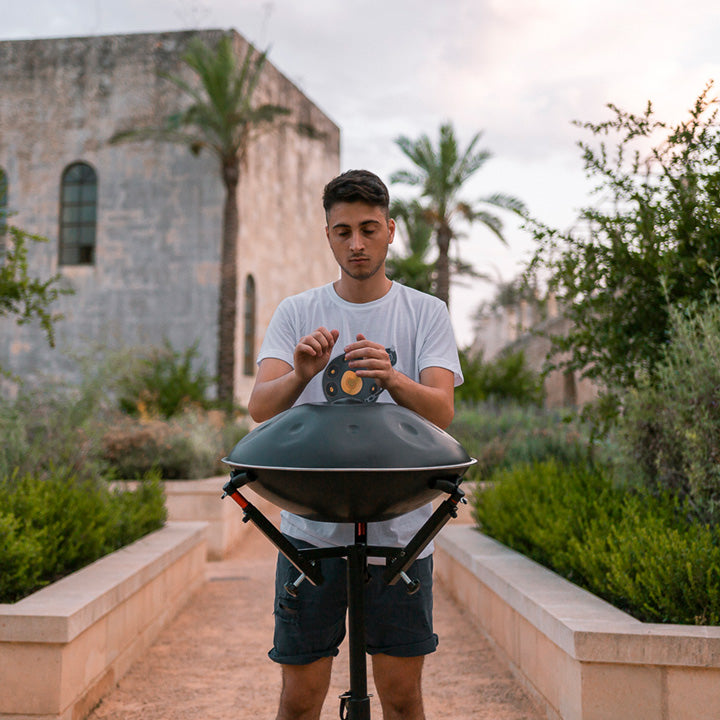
left=222, top=472, right=466, bottom=720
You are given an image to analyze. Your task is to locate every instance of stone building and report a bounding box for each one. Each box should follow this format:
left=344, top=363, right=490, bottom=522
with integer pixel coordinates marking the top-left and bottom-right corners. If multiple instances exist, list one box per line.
left=0, top=29, right=340, bottom=405
left=471, top=294, right=600, bottom=408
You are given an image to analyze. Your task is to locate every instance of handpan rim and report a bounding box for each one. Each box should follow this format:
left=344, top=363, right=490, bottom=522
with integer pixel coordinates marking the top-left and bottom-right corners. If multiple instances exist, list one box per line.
left=221, top=459, right=476, bottom=473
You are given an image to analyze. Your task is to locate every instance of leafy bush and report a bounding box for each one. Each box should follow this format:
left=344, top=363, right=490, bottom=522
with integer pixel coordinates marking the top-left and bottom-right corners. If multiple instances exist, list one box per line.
left=118, top=340, right=214, bottom=418
left=100, top=408, right=248, bottom=479
left=449, top=402, right=591, bottom=482
left=0, top=469, right=166, bottom=603
left=0, top=346, right=246, bottom=483
left=474, top=460, right=720, bottom=624
left=613, top=292, right=720, bottom=523
left=0, top=221, right=73, bottom=353
left=527, top=83, right=720, bottom=390
left=0, top=375, right=115, bottom=483
left=456, top=349, right=545, bottom=406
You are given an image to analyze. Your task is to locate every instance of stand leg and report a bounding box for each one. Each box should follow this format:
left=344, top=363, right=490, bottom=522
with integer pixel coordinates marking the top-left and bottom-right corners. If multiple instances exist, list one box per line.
left=383, top=481, right=465, bottom=586
left=222, top=484, right=324, bottom=587
left=340, top=523, right=372, bottom=720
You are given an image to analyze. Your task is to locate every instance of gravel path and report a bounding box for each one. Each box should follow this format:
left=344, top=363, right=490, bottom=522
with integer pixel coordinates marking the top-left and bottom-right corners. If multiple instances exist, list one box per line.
left=88, top=496, right=543, bottom=720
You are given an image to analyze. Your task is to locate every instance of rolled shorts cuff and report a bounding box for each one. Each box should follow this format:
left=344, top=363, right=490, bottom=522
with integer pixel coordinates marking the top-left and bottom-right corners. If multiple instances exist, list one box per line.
left=367, top=632, right=439, bottom=658
left=268, top=646, right=339, bottom=666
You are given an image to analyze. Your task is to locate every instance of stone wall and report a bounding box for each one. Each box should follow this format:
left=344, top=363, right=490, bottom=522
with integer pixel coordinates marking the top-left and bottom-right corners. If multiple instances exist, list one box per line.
left=0, top=30, right=340, bottom=405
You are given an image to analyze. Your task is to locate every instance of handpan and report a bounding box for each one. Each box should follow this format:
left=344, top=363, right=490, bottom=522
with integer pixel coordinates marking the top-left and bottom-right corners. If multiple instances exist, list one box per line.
left=222, top=401, right=474, bottom=522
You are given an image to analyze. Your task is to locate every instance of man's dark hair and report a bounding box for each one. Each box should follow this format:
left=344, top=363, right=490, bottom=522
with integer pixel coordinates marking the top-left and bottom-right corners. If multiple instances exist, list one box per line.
left=322, top=170, right=390, bottom=218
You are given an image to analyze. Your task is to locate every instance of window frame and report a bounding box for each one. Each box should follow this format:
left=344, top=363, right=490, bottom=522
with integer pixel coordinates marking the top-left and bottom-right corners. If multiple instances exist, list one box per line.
left=58, top=161, right=98, bottom=266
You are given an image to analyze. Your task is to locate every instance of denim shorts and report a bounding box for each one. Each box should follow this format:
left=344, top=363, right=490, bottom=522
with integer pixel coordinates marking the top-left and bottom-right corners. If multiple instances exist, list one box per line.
left=269, top=537, right=438, bottom=665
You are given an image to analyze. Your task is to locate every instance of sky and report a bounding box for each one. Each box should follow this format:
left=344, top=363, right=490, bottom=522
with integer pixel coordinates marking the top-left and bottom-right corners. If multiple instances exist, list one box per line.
left=2, top=0, right=720, bottom=345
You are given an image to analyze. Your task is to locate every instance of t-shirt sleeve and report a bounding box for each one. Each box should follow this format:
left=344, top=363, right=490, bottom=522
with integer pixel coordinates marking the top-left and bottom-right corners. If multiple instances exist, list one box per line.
left=418, top=301, right=464, bottom=387
left=256, top=298, right=297, bottom=367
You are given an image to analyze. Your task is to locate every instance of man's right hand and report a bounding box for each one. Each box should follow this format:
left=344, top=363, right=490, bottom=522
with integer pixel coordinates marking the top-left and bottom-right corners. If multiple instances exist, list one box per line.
left=294, top=327, right=340, bottom=383
left=248, top=327, right=339, bottom=423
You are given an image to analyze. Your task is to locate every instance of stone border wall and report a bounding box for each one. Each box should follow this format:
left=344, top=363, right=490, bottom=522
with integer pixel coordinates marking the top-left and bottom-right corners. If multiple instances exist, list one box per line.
left=0, top=521, right=207, bottom=720
left=163, top=477, right=242, bottom=560
left=435, top=525, right=720, bottom=720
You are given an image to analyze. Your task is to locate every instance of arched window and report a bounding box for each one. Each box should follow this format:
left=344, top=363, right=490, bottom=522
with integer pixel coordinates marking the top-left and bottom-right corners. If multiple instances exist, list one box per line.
left=243, top=275, right=257, bottom=376
left=0, top=167, right=7, bottom=253
left=59, top=162, right=97, bottom=265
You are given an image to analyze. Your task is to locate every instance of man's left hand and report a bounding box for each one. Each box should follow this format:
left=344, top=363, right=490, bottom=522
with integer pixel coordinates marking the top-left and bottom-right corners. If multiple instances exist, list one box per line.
left=344, top=333, right=398, bottom=390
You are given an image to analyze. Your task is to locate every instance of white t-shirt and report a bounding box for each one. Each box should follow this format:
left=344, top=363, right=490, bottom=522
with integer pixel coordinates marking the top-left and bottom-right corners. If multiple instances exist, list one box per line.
left=256, top=281, right=463, bottom=560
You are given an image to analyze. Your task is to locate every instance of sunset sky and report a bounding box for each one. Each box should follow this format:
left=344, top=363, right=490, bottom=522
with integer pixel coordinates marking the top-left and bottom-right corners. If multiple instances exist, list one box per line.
left=3, top=0, right=719, bottom=344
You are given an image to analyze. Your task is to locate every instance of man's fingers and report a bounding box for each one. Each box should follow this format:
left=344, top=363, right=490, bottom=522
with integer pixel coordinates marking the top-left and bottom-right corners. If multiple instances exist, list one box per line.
left=298, top=327, right=338, bottom=357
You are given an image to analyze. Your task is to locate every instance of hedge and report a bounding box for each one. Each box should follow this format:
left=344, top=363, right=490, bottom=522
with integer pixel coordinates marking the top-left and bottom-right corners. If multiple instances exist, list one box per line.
left=0, top=470, right=166, bottom=603
left=473, top=459, right=720, bottom=625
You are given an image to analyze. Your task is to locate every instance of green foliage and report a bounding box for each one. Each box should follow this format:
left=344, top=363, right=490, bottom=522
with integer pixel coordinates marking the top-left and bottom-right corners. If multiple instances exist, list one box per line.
left=474, top=460, right=720, bottom=624
left=392, top=122, right=526, bottom=306
left=528, top=82, right=720, bottom=390
left=0, top=512, right=43, bottom=601
left=118, top=340, right=214, bottom=418
left=111, top=35, right=289, bottom=163
left=100, top=408, right=247, bottom=479
left=386, top=198, right=435, bottom=294
left=0, top=373, right=115, bottom=483
left=0, top=346, right=246, bottom=484
left=613, top=291, right=720, bottom=523
left=387, top=197, right=486, bottom=295
left=456, top=349, right=545, bottom=406
left=449, top=402, right=591, bottom=482
left=0, top=470, right=166, bottom=603
left=0, top=223, right=73, bottom=350
left=0, top=345, right=244, bottom=602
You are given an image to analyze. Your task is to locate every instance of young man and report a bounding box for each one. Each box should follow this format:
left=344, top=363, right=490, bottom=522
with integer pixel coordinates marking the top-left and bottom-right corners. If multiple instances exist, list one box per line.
left=248, top=169, right=462, bottom=720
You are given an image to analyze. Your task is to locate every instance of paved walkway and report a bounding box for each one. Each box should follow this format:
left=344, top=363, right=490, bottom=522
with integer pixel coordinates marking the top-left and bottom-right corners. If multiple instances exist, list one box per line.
left=87, top=498, right=543, bottom=720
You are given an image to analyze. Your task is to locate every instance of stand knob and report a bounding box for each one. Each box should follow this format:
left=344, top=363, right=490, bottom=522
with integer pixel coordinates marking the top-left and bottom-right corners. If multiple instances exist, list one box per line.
left=284, top=573, right=306, bottom=597
left=399, top=571, right=421, bottom=595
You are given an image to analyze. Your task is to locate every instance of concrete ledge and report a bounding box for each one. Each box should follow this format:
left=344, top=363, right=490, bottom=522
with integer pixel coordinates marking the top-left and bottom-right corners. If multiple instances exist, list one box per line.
left=162, top=476, right=242, bottom=560
left=435, top=525, right=720, bottom=720
left=0, top=521, right=207, bottom=720
left=116, top=477, right=241, bottom=560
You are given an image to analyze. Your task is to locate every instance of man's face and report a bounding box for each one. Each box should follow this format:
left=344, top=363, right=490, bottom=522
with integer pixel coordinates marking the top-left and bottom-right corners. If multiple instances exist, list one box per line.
left=325, top=201, right=395, bottom=281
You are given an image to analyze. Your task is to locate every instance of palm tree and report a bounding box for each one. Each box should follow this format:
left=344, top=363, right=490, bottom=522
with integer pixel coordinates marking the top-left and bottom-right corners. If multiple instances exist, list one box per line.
left=111, top=33, right=291, bottom=402
left=386, top=199, right=435, bottom=294
left=391, top=122, right=526, bottom=308
left=387, top=198, right=484, bottom=295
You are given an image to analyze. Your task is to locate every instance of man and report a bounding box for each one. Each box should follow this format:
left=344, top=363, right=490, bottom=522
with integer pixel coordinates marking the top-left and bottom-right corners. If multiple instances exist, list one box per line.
left=248, top=169, right=462, bottom=720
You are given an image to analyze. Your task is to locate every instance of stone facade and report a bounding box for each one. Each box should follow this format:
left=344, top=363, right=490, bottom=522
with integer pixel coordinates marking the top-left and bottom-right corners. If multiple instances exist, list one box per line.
left=0, top=29, right=340, bottom=405
left=471, top=295, right=600, bottom=408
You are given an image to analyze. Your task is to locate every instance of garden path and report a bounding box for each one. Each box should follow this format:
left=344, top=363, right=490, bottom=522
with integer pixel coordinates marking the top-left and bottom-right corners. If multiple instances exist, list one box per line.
left=87, top=495, right=543, bottom=720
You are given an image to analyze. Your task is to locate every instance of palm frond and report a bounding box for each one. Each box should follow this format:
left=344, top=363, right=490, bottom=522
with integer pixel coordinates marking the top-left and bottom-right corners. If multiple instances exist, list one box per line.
left=109, top=34, right=292, bottom=164
left=390, top=169, right=423, bottom=186
left=468, top=209, right=507, bottom=244
left=480, top=192, right=528, bottom=216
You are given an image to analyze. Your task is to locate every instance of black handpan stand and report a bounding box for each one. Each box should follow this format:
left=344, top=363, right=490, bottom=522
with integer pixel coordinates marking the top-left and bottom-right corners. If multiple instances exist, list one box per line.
left=222, top=471, right=466, bottom=720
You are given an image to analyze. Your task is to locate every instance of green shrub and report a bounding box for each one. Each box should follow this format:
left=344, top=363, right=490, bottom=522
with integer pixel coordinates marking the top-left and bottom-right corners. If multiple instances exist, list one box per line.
left=100, top=409, right=248, bottom=479
left=474, top=460, right=720, bottom=624
left=450, top=402, right=591, bottom=482
left=0, top=379, right=112, bottom=482
left=0, top=469, right=166, bottom=603
left=0, top=346, right=246, bottom=483
left=118, top=340, right=214, bottom=418
left=456, top=349, right=545, bottom=406
left=614, top=293, right=720, bottom=523
left=0, top=512, right=44, bottom=602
